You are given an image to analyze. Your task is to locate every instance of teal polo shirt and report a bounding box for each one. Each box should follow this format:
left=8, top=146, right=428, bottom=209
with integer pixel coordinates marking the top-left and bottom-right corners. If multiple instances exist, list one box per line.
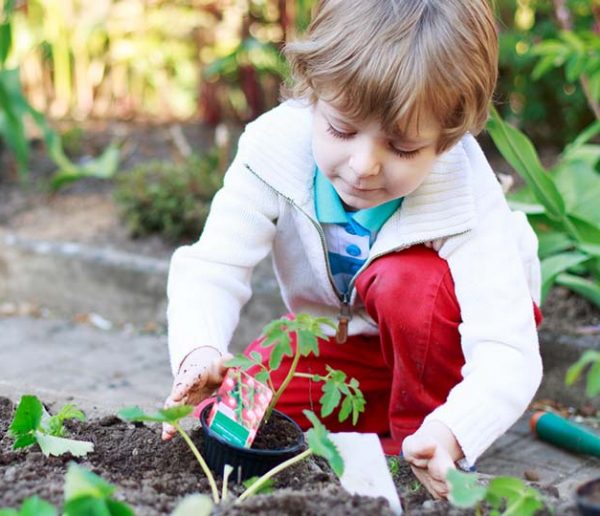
left=314, top=168, right=403, bottom=294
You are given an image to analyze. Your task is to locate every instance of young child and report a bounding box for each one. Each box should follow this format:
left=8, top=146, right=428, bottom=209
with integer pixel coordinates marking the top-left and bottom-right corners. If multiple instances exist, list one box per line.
left=162, top=0, right=543, bottom=499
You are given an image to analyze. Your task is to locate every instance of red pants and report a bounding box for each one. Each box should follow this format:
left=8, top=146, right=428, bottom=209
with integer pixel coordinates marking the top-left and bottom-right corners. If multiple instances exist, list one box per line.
left=244, top=245, right=541, bottom=453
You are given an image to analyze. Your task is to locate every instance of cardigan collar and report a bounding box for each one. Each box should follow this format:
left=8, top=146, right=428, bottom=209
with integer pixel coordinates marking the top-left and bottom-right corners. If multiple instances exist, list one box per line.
left=240, top=100, right=476, bottom=248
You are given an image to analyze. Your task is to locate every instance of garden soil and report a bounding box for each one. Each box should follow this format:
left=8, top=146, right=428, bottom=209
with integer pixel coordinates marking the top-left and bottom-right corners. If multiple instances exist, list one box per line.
left=0, top=397, right=567, bottom=515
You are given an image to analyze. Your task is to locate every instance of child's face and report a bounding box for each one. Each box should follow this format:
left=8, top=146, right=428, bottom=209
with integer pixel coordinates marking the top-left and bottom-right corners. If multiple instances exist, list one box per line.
left=312, top=100, right=442, bottom=211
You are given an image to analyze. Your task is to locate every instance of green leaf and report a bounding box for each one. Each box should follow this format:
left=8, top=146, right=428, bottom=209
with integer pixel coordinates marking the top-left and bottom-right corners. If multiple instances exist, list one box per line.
left=487, top=477, right=543, bottom=516
left=0, top=22, right=12, bottom=66
left=64, top=497, right=112, bottom=516
left=8, top=395, right=43, bottom=437
left=242, top=476, right=275, bottom=495
left=1, top=497, right=57, bottom=516
left=338, top=396, right=353, bottom=423
left=12, top=434, right=37, bottom=450
left=556, top=273, right=600, bottom=310
left=296, top=329, right=319, bottom=357
left=447, top=469, right=487, bottom=508
left=304, top=410, right=344, bottom=477
left=171, top=494, right=214, bottom=516
left=36, top=433, right=93, bottom=458
left=565, top=349, right=600, bottom=386
left=255, top=370, right=270, bottom=384
left=268, top=332, right=292, bottom=370
left=586, top=360, right=600, bottom=398
left=487, top=107, right=565, bottom=221
left=554, top=160, right=600, bottom=227
left=319, top=382, right=342, bottom=418
left=117, top=405, right=193, bottom=424
left=540, top=252, right=589, bottom=301
left=44, top=404, right=86, bottom=437
left=537, top=232, right=574, bottom=259
left=64, top=464, right=115, bottom=501
left=224, top=355, right=255, bottom=370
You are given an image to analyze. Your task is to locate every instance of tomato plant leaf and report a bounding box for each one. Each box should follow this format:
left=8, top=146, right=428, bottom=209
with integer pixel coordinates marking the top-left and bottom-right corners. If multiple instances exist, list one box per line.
left=12, top=434, right=37, bottom=450
left=447, top=469, right=487, bottom=508
left=319, top=382, right=341, bottom=418
left=118, top=405, right=193, bottom=424
left=304, top=410, right=344, bottom=477
left=0, top=496, right=57, bottom=516
left=224, top=355, right=255, bottom=370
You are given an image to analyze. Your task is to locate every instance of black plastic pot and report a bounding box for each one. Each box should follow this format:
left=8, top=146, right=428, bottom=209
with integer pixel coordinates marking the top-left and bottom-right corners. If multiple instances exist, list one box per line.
left=577, top=478, right=600, bottom=516
left=199, top=403, right=306, bottom=481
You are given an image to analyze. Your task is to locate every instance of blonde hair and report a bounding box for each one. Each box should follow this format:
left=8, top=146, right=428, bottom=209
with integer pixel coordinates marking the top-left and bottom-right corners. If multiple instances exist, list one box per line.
left=284, top=0, right=498, bottom=152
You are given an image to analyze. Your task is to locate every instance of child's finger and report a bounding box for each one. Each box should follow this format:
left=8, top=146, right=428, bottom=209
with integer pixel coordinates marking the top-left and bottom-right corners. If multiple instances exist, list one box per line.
left=161, top=422, right=177, bottom=441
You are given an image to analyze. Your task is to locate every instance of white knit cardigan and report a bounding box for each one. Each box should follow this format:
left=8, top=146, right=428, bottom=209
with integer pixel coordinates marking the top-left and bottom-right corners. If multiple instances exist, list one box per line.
left=167, top=101, right=543, bottom=465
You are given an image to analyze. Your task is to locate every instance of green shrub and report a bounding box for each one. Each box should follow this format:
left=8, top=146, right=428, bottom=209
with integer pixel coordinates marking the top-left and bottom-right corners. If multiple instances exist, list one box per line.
left=114, top=152, right=222, bottom=243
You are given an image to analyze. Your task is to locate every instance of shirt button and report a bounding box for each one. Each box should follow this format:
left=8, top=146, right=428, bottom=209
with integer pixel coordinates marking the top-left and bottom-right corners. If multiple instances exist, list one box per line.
left=346, top=244, right=361, bottom=257
left=345, top=224, right=356, bottom=235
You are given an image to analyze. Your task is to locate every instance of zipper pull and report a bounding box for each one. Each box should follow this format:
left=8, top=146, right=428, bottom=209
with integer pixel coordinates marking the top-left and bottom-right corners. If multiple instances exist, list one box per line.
left=336, top=297, right=352, bottom=343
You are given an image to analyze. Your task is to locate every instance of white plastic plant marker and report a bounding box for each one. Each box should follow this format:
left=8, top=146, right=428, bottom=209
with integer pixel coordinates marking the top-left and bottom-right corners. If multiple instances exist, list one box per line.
left=329, top=432, right=402, bottom=515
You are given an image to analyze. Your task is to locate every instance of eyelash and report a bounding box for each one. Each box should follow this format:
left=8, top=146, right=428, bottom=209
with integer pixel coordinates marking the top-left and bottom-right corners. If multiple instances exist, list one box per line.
left=326, top=124, right=421, bottom=159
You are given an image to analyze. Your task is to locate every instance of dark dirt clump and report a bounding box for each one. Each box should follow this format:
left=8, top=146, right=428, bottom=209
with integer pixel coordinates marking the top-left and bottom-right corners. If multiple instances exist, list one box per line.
left=251, top=412, right=303, bottom=450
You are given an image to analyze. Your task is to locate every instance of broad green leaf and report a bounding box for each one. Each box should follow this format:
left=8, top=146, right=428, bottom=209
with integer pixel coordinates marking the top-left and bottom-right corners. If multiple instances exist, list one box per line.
left=568, top=215, right=600, bottom=247
left=338, top=396, right=353, bottom=423
left=118, top=405, right=193, bottom=424
left=296, top=329, right=319, bottom=357
left=171, top=494, right=214, bottom=516
left=554, top=160, right=600, bottom=227
left=64, top=497, right=112, bottom=516
left=0, top=22, right=11, bottom=66
left=447, top=469, right=486, bottom=508
left=255, top=370, right=270, bottom=384
left=9, top=395, right=43, bottom=436
left=541, top=252, right=589, bottom=301
left=64, top=464, right=115, bottom=501
left=506, top=200, right=545, bottom=215
left=224, top=355, right=255, bottom=370
left=537, top=232, right=574, bottom=259
left=36, top=433, right=93, bottom=458
left=556, top=273, right=600, bottom=310
left=0, top=510, right=18, bottom=516
left=351, top=393, right=366, bottom=425
left=12, top=434, right=37, bottom=450
left=487, top=107, right=565, bottom=221
left=319, top=382, right=342, bottom=418
left=304, top=410, right=344, bottom=477
left=504, top=495, right=544, bottom=516
left=268, top=332, right=292, bottom=370
left=0, top=69, right=29, bottom=173
left=565, top=350, right=600, bottom=386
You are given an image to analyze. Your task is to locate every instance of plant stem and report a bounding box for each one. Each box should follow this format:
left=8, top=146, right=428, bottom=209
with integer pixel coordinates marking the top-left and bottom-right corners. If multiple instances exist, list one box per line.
left=266, top=348, right=302, bottom=421
left=293, top=372, right=316, bottom=379
left=176, top=424, right=220, bottom=504
left=237, top=449, right=312, bottom=502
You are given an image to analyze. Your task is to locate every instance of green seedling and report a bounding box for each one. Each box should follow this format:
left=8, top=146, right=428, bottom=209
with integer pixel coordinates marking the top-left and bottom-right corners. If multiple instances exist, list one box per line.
left=566, top=349, right=600, bottom=398
left=236, top=410, right=344, bottom=502
left=447, top=469, right=544, bottom=516
left=226, top=313, right=366, bottom=424
left=0, top=464, right=135, bottom=516
left=63, top=463, right=134, bottom=516
left=8, top=395, right=93, bottom=457
left=118, top=405, right=221, bottom=504
left=119, top=406, right=343, bottom=508
left=0, top=496, right=57, bottom=516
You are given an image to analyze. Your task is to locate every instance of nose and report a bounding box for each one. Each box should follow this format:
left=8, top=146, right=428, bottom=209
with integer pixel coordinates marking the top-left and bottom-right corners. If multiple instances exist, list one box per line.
left=348, top=140, right=381, bottom=178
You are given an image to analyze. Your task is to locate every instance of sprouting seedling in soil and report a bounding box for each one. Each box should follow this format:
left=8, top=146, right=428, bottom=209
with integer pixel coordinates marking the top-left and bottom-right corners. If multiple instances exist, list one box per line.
left=118, top=405, right=221, bottom=504
left=226, top=313, right=366, bottom=423
left=8, top=395, right=93, bottom=457
left=447, top=469, right=544, bottom=516
left=63, top=463, right=134, bottom=516
left=236, top=409, right=344, bottom=502
left=566, top=349, right=600, bottom=398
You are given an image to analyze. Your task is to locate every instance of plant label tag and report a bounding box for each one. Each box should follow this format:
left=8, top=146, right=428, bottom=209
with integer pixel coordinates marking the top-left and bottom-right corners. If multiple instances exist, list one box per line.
left=207, top=368, right=272, bottom=448
left=330, top=433, right=403, bottom=515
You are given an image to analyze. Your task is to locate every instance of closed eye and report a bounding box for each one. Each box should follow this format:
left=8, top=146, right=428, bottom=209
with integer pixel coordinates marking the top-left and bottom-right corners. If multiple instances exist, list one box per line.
left=388, top=145, right=421, bottom=159
left=326, top=124, right=355, bottom=140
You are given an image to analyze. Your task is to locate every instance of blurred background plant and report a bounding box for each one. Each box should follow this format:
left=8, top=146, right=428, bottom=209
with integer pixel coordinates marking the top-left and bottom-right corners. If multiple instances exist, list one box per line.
left=488, top=0, right=600, bottom=310
left=113, top=149, right=222, bottom=242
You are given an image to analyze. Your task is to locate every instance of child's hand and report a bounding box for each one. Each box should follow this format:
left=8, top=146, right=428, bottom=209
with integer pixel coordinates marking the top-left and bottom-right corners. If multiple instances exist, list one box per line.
left=161, top=346, right=232, bottom=441
left=402, top=421, right=462, bottom=500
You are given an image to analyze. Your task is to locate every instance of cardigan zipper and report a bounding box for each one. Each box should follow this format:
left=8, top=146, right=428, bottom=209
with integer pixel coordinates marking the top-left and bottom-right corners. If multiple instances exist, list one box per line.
left=242, top=163, right=469, bottom=343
